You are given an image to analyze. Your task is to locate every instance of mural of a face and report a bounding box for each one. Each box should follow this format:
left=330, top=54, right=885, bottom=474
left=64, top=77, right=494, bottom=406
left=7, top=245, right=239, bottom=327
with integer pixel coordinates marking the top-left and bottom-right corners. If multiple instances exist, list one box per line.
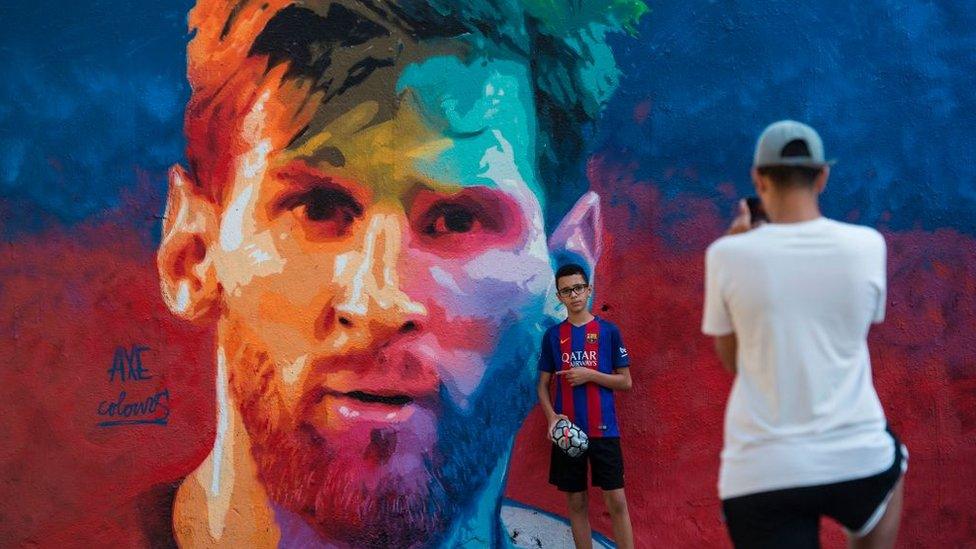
left=5, top=1, right=976, bottom=547
left=234, top=56, right=550, bottom=546
left=158, top=9, right=586, bottom=545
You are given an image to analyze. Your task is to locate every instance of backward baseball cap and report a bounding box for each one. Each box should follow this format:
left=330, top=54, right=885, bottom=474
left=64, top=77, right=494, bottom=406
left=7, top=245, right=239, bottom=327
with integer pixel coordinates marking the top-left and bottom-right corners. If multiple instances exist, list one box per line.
left=753, top=120, right=836, bottom=169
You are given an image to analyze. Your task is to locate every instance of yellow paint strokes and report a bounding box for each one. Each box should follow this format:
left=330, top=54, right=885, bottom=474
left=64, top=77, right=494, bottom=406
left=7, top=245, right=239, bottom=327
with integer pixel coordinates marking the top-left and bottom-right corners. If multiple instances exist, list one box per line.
left=276, top=91, right=460, bottom=200
left=288, top=100, right=381, bottom=159
left=344, top=95, right=455, bottom=198
left=405, top=136, right=455, bottom=163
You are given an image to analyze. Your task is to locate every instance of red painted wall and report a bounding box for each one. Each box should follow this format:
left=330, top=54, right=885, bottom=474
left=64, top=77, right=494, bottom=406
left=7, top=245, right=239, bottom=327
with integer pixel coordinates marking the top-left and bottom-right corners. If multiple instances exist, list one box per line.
left=2, top=158, right=973, bottom=547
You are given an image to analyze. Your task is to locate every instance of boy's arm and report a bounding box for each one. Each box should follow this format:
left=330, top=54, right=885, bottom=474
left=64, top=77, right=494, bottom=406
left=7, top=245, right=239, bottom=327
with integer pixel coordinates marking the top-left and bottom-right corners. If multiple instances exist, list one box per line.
left=537, top=371, right=557, bottom=422
left=537, top=372, right=567, bottom=436
left=556, top=367, right=632, bottom=391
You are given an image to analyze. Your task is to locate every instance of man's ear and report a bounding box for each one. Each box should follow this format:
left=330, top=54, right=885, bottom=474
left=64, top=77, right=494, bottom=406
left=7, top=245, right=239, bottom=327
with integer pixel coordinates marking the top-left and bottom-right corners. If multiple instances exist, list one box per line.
left=157, top=165, right=220, bottom=322
left=751, top=167, right=766, bottom=194
left=815, top=165, right=830, bottom=194
left=548, top=191, right=603, bottom=282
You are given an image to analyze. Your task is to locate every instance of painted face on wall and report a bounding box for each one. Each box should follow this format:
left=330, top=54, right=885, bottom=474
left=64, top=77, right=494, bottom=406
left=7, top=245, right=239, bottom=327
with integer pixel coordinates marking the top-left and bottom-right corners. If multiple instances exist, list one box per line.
left=160, top=34, right=588, bottom=544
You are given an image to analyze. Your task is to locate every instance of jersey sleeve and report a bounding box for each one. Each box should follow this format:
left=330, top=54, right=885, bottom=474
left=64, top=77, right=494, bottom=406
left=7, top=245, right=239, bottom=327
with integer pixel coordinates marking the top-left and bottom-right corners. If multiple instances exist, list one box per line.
left=702, top=243, right=734, bottom=336
left=611, top=325, right=631, bottom=368
left=538, top=330, right=556, bottom=373
left=871, top=233, right=888, bottom=324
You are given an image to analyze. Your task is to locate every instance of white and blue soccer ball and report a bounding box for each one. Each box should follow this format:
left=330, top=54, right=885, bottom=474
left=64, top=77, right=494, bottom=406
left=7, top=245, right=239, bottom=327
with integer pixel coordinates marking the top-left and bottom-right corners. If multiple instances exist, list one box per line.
left=551, top=418, right=589, bottom=458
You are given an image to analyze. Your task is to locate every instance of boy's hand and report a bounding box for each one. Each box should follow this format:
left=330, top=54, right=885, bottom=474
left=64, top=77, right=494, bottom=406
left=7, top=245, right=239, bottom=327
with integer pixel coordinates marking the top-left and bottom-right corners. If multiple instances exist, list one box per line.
left=546, top=414, right=569, bottom=441
left=555, top=367, right=596, bottom=386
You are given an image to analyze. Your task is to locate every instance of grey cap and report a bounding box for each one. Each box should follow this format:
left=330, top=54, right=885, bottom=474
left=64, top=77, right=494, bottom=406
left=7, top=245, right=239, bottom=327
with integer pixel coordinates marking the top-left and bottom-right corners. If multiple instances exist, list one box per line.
left=753, top=120, right=835, bottom=169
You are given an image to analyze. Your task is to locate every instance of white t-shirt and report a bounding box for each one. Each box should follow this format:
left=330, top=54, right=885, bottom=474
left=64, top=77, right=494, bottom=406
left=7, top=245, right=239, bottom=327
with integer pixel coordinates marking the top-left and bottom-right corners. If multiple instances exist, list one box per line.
left=702, top=217, right=895, bottom=499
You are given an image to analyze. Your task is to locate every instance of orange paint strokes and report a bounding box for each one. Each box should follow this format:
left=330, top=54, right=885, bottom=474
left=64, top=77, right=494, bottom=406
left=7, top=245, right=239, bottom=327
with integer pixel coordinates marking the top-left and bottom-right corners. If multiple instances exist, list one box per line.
left=187, top=0, right=294, bottom=96
left=185, top=51, right=323, bottom=205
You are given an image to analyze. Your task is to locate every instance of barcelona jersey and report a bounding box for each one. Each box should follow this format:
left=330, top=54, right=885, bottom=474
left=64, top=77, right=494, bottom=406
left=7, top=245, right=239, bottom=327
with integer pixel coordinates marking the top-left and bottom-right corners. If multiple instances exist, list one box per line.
left=538, top=317, right=630, bottom=438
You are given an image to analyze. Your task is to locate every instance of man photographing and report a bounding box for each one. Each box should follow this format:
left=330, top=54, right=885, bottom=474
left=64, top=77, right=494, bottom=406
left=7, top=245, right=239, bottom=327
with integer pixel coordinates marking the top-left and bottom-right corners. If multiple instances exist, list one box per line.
left=702, top=121, right=907, bottom=548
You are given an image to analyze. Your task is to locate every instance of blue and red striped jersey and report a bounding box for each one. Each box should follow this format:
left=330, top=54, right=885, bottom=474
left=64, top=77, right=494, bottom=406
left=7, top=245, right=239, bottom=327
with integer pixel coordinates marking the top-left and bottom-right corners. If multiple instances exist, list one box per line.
left=538, top=317, right=630, bottom=438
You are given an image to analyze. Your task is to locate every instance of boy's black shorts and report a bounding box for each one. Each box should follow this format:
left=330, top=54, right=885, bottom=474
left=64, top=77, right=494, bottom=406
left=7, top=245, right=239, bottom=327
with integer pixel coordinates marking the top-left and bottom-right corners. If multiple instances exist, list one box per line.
left=549, top=437, right=624, bottom=492
left=721, top=428, right=907, bottom=548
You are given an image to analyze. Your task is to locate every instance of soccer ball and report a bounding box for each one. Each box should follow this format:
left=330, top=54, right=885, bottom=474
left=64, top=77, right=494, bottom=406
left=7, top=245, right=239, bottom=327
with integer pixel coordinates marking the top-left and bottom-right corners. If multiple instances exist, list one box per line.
left=551, top=418, right=589, bottom=458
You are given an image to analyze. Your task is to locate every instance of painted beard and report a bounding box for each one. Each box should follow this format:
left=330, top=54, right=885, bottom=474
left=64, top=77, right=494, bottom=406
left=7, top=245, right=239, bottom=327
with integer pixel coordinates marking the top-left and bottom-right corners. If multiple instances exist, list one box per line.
left=227, top=318, right=542, bottom=547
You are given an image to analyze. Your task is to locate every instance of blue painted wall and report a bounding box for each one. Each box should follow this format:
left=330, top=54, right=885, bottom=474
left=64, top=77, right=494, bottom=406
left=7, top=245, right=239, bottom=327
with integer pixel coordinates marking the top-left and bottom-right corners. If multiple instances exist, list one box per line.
left=2, top=1, right=974, bottom=234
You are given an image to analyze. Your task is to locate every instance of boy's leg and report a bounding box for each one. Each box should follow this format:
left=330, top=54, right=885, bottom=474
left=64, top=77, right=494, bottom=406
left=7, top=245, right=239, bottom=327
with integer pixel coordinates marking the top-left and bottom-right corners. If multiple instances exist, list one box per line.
left=550, top=443, right=590, bottom=547
left=602, top=488, right=634, bottom=549
left=567, top=491, right=592, bottom=549
left=590, top=438, right=632, bottom=548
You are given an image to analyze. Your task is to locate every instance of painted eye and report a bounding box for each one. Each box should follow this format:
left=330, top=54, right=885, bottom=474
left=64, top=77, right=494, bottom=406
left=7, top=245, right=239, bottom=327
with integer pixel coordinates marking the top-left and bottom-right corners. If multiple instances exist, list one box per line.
left=425, top=204, right=481, bottom=235
left=410, top=188, right=523, bottom=255
left=290, top=187, right=363, bottom=238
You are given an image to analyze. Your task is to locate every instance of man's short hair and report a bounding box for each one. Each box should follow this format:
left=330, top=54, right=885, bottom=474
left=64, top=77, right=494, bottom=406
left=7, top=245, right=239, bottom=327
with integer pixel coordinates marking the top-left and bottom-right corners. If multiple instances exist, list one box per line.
left=755, top=139, right=824, bottom=188
left=555, top=263, right=589, bottom=286
left=756, top=165, right=824, bottom=188
left=184, top=0, right=646, bottom=228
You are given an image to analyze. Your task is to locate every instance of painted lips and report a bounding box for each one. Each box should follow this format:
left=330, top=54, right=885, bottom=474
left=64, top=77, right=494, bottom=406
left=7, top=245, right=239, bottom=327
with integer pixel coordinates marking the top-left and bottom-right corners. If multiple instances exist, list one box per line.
left=344, top=390, right=413, bottom=406
left=322, top=390, right=420, bottom=423
left=304, top=349, right=441, bottom=427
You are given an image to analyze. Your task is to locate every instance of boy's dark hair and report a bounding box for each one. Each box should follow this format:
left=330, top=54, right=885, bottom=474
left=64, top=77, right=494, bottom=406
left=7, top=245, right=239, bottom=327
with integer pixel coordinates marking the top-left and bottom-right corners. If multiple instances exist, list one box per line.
left=555, top=263, right=589, bottom=286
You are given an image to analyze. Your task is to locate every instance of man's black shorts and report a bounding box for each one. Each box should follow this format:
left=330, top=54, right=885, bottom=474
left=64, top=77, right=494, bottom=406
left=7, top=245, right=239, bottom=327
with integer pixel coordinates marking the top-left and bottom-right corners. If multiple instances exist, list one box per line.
left=549, top=437, right=624, bottom=492
left=721, top=429, right=907, bottom=548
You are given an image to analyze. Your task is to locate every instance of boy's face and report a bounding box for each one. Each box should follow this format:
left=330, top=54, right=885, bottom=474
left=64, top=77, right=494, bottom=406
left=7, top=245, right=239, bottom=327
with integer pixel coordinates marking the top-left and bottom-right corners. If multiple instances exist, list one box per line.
left=556, top=273, right=591, bottom=315
left=172, top=41, right=561, bottom=543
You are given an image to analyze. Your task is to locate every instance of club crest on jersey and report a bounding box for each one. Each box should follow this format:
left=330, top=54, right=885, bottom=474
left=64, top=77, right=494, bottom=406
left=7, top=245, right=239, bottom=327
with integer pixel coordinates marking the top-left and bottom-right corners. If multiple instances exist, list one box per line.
left=586, top=333, right=598, bottom=344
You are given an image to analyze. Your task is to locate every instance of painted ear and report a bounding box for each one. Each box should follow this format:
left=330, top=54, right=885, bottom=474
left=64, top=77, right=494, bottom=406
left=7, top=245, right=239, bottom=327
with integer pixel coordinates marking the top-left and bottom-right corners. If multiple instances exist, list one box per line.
left=548, top=191, right=603, bottom=278
left=157, top=165, right=220, bottom=322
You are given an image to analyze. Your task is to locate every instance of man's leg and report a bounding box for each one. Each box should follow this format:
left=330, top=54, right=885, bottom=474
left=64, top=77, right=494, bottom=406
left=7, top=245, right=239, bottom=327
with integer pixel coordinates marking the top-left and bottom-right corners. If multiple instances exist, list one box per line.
left=567, top=491, right=592, bottom=549
left=848, top=477, right=904, bottom=549
left=602, top=488, right=634, bottom=549
left=722, top=489, right=821, bottom=549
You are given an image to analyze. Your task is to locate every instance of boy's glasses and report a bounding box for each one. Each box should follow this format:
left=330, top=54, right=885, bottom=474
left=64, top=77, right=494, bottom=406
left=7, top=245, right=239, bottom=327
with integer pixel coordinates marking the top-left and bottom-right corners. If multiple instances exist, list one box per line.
left=557, top=284, right=589, bottom=298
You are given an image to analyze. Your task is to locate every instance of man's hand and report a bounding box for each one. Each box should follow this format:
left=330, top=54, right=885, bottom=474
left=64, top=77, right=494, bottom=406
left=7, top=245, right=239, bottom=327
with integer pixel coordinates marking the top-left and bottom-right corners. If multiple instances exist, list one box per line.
left=727, top=199, right=753, bottom=235
left=555, top=367, right=596, bottom=386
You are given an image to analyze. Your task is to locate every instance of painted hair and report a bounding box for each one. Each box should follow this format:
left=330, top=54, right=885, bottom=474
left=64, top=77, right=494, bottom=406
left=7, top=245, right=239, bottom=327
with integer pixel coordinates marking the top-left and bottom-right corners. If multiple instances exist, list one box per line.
left=184, top=0, right=646, bottom=227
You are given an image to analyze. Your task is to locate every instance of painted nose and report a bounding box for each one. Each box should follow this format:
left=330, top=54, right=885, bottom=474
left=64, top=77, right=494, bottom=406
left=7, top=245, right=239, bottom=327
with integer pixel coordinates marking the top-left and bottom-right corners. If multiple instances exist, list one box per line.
left=331, top=212, right=427, bottom=346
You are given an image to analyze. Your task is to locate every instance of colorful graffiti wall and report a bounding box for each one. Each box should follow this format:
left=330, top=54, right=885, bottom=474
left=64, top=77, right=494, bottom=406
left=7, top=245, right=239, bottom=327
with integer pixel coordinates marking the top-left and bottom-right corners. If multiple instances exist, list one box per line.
left=2, top=1, right=974, bottom=547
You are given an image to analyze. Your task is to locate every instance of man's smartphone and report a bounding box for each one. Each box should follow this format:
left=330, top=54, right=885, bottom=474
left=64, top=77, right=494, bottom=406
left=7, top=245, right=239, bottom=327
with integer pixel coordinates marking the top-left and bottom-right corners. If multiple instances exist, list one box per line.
left=746, top=196, right=769, bottom=224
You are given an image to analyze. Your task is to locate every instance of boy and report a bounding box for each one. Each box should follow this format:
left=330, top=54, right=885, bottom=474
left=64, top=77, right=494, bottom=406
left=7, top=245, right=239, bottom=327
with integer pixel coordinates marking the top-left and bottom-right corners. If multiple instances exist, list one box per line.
left=537, top=263, right=635, bottom=549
